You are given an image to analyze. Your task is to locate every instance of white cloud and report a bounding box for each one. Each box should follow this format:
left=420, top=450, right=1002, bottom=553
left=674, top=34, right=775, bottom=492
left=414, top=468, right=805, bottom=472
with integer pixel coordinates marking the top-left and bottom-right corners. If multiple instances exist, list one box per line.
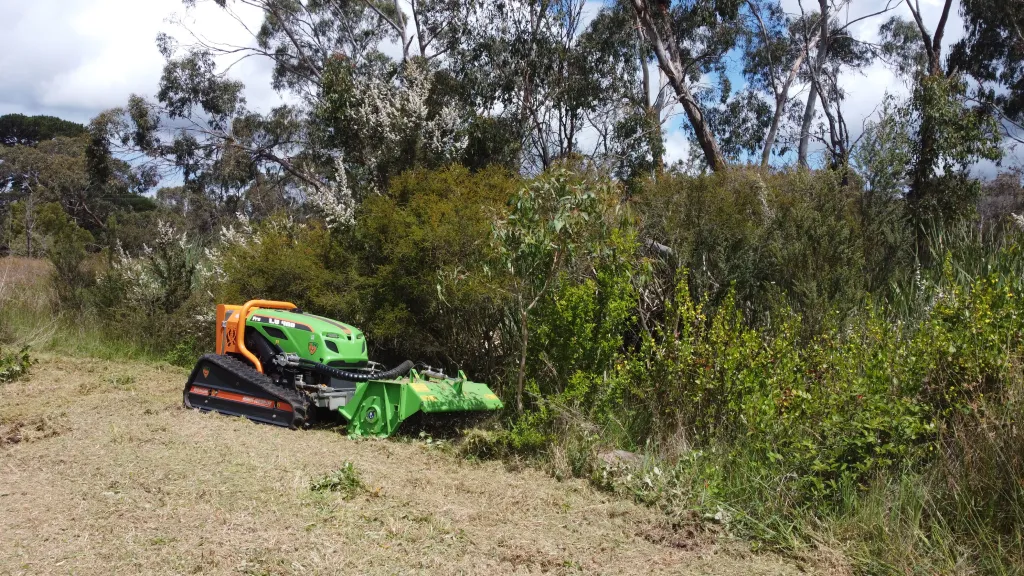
left=663, top=124, right=691, bottom=166
left=0, top=0, right=289, bottom=124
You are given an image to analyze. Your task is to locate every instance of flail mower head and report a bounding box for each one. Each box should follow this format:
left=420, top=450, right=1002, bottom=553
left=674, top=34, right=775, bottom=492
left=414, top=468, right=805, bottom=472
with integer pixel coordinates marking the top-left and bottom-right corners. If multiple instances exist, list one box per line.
left=183, top=300, right=502, bottom=436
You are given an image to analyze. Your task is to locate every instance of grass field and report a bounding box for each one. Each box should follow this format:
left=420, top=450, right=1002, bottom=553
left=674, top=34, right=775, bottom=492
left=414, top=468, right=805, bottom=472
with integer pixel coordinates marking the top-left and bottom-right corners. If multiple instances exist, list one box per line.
left=0, top=353, right=841, bottom=575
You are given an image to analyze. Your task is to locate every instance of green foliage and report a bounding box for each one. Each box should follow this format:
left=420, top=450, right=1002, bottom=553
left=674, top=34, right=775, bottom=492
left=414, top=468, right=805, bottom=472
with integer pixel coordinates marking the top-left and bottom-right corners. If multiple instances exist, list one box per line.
left=493, top=167, right=622, bottom=410
left=0, top=114, right=86, bottom=147
left=951, top=0, right=1024, bottom=125
left=309, top=462, right=364, bottom=500
left=639, top=168, right=869, bottom=330
left=0, top=347, right=34, bottom=383
left=604, top=281, right=928, bottom=496
left=516, top=244, right=1024, bottom=572
left=165, top=339, right=202, bottom=368
left=908, top=75, right=1003, bottom=225
left=45, top=208, right=95, bottom=309
left=217, top=218, right=350, bottom=317
left=529, top=228, right=639, bottom=403
left=353, top=165, right=515, bottom=370
left=80, top=221, right=214, bottom=358
left=494, top=168, right=605, bottom=287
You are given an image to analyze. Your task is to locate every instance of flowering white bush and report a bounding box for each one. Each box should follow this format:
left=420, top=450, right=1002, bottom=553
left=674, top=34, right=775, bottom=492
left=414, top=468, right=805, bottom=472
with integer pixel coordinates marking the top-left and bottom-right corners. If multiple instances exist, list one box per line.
left=1012, top=212, right=1024, bottom=232
left=105, top=220, right=210, bottom=315
left=303, top=155, right=355, bottom=229
left=351, top=60, right=468, bottom=190
left=205, top=212, right=257, bottom=281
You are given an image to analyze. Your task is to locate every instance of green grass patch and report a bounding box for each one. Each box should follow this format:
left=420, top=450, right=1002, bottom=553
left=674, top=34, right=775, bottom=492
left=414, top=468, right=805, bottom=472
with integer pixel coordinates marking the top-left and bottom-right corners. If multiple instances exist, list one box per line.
left=310, top=462, right=365, bottom=500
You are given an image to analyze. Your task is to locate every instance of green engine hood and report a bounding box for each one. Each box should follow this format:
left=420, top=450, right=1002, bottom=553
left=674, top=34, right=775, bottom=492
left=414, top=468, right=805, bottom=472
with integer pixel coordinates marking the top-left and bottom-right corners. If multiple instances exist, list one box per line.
left=246, top=308, right=369, bottom=365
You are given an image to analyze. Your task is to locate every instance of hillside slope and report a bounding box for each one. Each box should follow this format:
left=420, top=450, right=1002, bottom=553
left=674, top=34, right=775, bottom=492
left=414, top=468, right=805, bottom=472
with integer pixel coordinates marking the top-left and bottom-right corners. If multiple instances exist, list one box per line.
left=0, top=356, right=822, bottom=575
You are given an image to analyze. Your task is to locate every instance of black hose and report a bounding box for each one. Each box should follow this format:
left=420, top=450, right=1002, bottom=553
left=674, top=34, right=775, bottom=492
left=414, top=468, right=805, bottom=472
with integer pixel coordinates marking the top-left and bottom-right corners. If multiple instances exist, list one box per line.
left=300, top=359, right=414, bottom=382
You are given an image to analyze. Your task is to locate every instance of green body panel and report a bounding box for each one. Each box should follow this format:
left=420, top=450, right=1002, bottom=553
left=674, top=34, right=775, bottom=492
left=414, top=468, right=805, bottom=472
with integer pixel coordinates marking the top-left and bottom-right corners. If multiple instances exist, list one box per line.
left=339, top=370, right=503, bottom=437
left=247, top=308, right=369, bottom=366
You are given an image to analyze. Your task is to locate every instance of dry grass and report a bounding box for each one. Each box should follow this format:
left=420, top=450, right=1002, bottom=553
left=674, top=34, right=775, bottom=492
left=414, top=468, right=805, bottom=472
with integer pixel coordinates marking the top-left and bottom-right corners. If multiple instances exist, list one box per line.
left=0, top=258, right=68, bottom=352
left=0, top=355, right=828, bottom=575
left=0, top=257, right=52, bottom=303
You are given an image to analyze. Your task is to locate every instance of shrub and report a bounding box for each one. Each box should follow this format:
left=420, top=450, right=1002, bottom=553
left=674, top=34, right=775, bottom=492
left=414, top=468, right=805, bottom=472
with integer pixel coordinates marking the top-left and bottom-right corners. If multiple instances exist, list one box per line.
left=216, top=216, right=352, bottom=319
left=638, top=168, right=869, bottom=332
left=0, top=347, right=34, bottom=383
left=87, top=220, right=214, bottom=356
left=45, top=212, right=94, bottom=309
left=353, top=165, right=516, bottom=373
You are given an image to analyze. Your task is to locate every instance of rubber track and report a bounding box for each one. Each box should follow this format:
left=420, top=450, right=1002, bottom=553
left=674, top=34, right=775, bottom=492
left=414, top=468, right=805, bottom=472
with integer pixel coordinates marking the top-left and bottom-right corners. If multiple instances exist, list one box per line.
left=186, top=353, right=313, bottom=428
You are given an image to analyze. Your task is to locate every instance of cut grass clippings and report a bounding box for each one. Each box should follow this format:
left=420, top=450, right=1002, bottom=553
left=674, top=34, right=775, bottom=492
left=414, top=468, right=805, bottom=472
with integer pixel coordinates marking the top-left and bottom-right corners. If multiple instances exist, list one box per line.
left=0, top=354, right=825, bottom=576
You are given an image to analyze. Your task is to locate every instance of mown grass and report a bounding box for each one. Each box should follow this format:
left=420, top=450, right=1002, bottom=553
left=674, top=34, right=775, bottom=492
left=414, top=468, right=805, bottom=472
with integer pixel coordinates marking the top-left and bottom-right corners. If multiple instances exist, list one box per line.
left=0, top=355, right=814, bottom=575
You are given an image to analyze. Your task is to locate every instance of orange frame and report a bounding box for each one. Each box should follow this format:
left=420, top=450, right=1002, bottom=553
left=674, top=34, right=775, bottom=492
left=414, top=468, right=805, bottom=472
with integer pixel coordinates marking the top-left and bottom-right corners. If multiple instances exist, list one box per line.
left=235, top=299, right=298, bottom=373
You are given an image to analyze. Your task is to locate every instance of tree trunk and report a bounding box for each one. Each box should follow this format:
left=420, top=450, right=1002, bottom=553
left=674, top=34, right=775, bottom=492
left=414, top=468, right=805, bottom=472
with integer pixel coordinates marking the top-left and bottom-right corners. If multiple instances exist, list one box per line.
left=516, top=306, right=528, bottom=413
left=905, top=0, right=955, bottom=229
left=798, top=0, right=830, bottom=167
left=763, top=49, right=806, bottom=167
left=638, top=31, right=664, bottom=174
left=797, top=82, right=818, bottom=167
left=392, top=0, right=409, bottom=60
left=641, top=46, right=651, bottom=110
left=630, top=0, right=727, bottom=172
left=24, top=193, right=33, bottom=258
left=411, top=0, right=428, bottom=58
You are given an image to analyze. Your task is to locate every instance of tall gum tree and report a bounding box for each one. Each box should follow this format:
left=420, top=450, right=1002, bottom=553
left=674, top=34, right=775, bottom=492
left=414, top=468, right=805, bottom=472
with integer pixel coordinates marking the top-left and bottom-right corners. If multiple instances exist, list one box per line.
left=628, top=0, right=740, bottom=172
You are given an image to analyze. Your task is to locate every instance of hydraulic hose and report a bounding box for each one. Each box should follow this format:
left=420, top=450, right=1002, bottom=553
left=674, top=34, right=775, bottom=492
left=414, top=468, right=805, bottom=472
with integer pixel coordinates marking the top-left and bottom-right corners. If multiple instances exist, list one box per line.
left=300, top=359, right=414, bottom=382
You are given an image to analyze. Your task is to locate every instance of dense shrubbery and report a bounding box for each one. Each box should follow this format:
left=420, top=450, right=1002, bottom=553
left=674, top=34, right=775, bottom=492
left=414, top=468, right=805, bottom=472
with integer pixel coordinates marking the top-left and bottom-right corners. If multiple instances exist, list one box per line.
left=11, top=162, right=1024, bottom=573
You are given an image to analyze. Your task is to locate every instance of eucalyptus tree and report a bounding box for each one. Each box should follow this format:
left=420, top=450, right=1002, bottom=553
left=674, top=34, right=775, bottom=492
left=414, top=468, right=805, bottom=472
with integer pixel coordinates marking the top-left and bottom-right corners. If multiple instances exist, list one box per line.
left=0, top=141, right=71, bottom=256
left=792, top=0, right=898, bottom=168
left=876, top=0, right=1002, bottom=227
left=92, top=51, right=313, bottom=237
left=575, top=1, right=668, bottom=185
left=950, top=0, right=1024, bottom=144
left=175, top=0, right=402, bottom=102
left=431, top=0, right=612, bottom=173
left=739, top=0, right=807, bottom=166
left=628, top=0, right=748, bottom=172
left=95, top=0, right=475, bottom=231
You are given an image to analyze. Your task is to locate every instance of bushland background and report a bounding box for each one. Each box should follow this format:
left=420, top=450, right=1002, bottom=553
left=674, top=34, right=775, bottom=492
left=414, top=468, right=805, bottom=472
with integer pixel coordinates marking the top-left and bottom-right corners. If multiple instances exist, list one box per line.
left=2, top=0, right=1024, bottom=573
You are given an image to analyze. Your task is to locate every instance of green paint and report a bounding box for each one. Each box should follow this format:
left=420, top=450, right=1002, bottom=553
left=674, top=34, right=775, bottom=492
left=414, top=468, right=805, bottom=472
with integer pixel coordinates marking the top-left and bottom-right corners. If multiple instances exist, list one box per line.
left=246, top=308, right=367, bottom=366
left=338, top=370, right=503, bottom=437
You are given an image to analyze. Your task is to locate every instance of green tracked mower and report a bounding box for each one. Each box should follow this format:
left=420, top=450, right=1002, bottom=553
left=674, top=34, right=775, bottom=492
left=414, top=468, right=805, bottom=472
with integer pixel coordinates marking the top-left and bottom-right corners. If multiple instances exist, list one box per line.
left=183, top=300, right=502, bottom=436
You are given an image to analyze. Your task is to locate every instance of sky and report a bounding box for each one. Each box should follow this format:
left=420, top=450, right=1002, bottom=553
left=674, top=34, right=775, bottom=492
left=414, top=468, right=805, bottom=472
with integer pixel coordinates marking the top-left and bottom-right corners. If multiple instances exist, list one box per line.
left=0, top=0, right=286, bottom=124
left=0, top=0, right=1015, bottom=177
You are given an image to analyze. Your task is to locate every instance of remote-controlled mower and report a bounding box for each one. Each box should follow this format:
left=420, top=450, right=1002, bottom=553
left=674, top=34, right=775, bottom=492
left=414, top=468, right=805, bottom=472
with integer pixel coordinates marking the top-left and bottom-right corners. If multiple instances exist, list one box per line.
left=183, top=300, right=502, bottom=436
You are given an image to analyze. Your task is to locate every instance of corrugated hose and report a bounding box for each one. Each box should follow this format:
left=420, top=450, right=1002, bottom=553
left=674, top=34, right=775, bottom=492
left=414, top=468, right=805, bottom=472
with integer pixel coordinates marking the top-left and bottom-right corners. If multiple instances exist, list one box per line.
left=299, top=359, right=414, bottom=382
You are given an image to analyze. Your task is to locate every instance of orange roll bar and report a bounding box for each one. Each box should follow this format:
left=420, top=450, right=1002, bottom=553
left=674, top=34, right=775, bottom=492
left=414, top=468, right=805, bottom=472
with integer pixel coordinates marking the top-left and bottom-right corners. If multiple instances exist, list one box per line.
left=236, top=299, right=298, bottom=373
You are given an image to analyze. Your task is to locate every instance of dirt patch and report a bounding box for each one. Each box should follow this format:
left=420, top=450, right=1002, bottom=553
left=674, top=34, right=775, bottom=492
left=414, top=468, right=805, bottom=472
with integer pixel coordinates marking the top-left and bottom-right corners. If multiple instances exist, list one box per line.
left=639, top=513, right=713, bottom=551
left=0, top=355, right=837, bottom=575
left=0, top=415, right=67, bottom=446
